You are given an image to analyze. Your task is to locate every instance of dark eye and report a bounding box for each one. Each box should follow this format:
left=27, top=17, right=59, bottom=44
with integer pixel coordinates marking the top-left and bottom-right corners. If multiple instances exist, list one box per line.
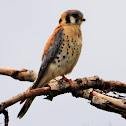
left=72, top=14, right=79, bottom=18
left=59, top=19, right=62, bottom=23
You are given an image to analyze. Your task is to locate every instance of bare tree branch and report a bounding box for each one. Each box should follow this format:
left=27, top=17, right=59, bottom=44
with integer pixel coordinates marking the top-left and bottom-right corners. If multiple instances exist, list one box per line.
left=0, top=67, right=126, bottom=125
left=0, top=78, right=125, bottom=117
left=0, top=67, right=126, bottom=93
left=0, top=67, right=38, bottom=82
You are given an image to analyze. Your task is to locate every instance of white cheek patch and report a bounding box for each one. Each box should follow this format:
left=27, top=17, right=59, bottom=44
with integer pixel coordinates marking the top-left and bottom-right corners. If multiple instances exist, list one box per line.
left=70, top=16, right=75, bottom=24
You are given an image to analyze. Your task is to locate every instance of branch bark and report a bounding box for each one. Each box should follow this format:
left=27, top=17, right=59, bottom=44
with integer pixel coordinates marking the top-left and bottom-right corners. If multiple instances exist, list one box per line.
left=0, top=67, right=126, bottom=93
left=0, top=67, right=38, bottom=82
left=0, top=67, right=126, bottom=125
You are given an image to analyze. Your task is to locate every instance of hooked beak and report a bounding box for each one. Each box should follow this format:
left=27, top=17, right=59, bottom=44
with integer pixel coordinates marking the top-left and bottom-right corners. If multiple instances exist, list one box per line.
left=81, top=18, right=86, bottom=21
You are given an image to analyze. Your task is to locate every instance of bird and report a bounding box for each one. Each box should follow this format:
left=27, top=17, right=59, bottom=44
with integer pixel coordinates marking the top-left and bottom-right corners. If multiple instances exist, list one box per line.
left=18, top=9, right=86, bottom=119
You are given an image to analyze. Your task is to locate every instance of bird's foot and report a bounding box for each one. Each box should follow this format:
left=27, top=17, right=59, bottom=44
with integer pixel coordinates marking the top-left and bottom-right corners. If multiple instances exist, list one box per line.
left=60, top=75, right=72, bottom=85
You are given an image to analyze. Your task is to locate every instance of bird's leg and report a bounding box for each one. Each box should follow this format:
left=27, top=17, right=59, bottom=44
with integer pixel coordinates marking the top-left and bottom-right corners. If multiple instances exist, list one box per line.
left=60, top=75, right=72, bottom=85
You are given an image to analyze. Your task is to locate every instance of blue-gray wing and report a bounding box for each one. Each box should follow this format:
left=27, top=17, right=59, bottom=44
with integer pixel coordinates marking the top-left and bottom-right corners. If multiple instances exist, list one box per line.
left=32, top=28, right=64, bottom=89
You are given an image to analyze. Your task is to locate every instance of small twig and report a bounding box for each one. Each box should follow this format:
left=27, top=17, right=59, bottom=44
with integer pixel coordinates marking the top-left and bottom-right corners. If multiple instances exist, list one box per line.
left=0, top=110, right=9, bottom=126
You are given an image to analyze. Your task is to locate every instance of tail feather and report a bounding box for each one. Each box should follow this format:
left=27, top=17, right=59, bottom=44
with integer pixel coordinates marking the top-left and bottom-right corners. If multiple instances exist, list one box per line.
left=17, top=97, right=35, bottom=119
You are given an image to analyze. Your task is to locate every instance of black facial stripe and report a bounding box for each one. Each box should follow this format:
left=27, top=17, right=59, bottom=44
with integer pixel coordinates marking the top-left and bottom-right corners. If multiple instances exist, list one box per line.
left=66, top=15, right=70, bottom=23
left=59, top=19, right=62, bottom=23
left=75, top=19, right=79, bottom=23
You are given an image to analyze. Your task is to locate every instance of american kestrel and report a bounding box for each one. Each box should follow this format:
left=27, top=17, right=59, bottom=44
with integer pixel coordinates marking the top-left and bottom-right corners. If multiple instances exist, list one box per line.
left=18, top=10, right=86, bottom=118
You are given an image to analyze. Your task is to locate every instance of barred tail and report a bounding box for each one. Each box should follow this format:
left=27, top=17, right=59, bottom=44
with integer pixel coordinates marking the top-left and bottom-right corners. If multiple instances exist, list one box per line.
left=17, top=97, right=35, bottom=119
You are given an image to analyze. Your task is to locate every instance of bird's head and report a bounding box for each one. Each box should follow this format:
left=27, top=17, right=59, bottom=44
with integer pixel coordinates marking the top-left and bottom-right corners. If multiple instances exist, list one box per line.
left=59, top=10, right=86, bottom=25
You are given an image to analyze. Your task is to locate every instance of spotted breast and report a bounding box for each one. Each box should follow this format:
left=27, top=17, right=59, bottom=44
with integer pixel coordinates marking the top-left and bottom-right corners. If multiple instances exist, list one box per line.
left=50, top=25, right=82, bottom=77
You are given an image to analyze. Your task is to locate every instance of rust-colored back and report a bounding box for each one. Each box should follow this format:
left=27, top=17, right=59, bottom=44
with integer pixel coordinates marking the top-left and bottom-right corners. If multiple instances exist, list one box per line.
left=42, top=25, right=63, bottom=60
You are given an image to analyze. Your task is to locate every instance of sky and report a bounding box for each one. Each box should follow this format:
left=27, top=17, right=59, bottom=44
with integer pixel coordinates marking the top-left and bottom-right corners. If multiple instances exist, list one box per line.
left=0, top=0, right=126, bottom=126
